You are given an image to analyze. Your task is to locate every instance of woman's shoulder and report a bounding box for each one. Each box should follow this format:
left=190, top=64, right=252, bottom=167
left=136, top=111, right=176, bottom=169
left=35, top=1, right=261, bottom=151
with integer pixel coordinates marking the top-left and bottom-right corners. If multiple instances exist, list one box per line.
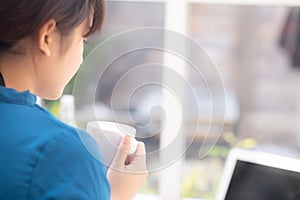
left=0, top=103, right=111, bottom=199
left=27, top=105, right=100, bottom=153
left=49, top=121, right=104, bottom=164
left=1, top=100, right=103, bottom=163
left=28, top=115, right=111, bottom=199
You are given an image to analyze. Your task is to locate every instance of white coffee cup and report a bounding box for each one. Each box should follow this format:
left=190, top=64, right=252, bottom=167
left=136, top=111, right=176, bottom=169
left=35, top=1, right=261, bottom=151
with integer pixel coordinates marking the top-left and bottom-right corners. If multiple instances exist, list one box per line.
left=87, top=121, right=138, bottom=166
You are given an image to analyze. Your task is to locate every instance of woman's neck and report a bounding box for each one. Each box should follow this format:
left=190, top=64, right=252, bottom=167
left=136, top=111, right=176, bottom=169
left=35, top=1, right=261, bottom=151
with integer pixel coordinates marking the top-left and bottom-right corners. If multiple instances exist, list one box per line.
left=0, top=53, right=34, bottom=92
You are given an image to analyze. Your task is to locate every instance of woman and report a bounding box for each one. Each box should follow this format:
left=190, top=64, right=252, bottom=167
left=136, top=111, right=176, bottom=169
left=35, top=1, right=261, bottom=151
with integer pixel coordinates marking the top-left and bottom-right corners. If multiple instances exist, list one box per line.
left=0, top=0, right=148, bottom=199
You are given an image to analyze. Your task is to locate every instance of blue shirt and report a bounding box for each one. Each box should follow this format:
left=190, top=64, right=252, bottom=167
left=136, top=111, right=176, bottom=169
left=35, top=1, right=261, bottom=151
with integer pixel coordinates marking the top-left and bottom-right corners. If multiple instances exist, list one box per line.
left=0, top=86, right=111, bottom=200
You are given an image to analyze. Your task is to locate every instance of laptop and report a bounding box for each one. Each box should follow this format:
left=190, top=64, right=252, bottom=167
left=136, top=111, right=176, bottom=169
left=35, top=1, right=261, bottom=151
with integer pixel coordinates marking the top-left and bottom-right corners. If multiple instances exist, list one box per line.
left=215, top=148, right=300, bottom=200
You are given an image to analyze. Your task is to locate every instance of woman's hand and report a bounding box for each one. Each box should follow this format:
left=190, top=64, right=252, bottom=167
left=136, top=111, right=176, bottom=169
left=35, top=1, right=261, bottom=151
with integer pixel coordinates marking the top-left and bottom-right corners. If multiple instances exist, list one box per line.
left=107, top=135, right=148, bottom=200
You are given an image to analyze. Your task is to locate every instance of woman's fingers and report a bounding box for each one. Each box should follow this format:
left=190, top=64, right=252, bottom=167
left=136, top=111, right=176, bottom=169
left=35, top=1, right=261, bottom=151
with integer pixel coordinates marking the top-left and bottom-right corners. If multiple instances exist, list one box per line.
left=110, top=135, right=131, bottom=169
left=135, top=142, right=146, bottom=154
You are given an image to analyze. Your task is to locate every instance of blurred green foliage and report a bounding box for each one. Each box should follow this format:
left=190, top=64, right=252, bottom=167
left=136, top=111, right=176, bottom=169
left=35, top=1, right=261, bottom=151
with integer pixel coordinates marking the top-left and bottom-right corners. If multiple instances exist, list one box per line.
left=181, top=132, right=256, bottom=199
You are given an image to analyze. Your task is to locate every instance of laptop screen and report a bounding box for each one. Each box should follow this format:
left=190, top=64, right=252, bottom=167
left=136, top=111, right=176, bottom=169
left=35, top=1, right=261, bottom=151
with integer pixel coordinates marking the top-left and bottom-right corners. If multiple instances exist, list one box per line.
left=225, top=160, right=300, bottom=200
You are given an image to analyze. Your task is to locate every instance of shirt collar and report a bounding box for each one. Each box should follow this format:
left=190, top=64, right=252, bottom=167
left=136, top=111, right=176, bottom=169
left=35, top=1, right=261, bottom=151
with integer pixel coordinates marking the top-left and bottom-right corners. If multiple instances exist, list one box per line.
left=0, top=73, right=4, bottom=86
left=0, top=86, right=37, bottom=106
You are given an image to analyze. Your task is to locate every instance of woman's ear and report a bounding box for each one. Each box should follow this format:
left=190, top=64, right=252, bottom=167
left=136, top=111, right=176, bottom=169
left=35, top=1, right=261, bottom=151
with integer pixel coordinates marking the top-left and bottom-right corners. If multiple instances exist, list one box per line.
left=38, top=19, right=57, bottom=56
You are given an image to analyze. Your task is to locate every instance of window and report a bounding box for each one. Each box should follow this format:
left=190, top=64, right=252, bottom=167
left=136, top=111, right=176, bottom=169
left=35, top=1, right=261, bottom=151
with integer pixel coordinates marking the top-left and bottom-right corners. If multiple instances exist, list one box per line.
left=71, top=1, right=300, bottom=199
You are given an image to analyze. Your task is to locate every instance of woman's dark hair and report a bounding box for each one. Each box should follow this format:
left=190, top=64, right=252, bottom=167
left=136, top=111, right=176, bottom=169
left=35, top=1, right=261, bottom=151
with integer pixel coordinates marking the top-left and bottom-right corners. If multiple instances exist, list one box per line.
left=0, top=0, right=105, bottom=52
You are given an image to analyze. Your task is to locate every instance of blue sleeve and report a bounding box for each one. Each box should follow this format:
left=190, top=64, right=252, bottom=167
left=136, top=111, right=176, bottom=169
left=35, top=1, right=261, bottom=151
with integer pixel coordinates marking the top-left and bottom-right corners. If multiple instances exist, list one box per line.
left=29, top=128, right=111, bottom=200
